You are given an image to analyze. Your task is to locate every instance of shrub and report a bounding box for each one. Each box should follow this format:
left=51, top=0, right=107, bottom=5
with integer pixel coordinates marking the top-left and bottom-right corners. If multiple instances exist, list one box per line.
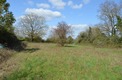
left=76, top=32, right=88, bottom=43
left=24, top=36, right=45, bottom=42
left=33, top=36, right=45, bottom=42
left=93, top=36, right=108, bottom=47
left=109, top=36, right=120, bottom=44
left=93, top=35, right=122, bottom=48
left=67, top=36, right=74, bottom=44
left=46, top=37, right=58, bottom=43
left=0, top=29, right=26, bottom=51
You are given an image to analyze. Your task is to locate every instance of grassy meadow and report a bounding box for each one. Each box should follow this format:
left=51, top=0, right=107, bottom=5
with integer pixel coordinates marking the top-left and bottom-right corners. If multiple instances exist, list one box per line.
left=0, top=43, right=122, bottom=80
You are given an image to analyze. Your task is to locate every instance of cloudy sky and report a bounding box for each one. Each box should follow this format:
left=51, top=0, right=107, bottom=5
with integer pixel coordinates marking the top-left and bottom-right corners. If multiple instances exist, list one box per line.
left=7, top=0, right=120, bottom=38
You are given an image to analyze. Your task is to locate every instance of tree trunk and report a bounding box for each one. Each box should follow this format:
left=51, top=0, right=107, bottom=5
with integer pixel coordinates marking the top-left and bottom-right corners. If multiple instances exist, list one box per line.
left=31, top=25, right=34, bottom=42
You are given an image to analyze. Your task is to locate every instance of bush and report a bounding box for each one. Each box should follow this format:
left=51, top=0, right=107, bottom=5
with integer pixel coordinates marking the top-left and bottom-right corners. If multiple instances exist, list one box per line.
left=93, top=36, right=108, bottom=47
left=93, top=35, right=122, bottom=48
left=0, top=29, right=26, bottom=51
left=76, top=32, right=88, bottom=43
left=33, top=36, right=45, bottom=42
left=67, top=36, right=74, bottom=44
left=109, top=36, right=120, bottom=44
left=46, top=37, right=57, bottom=43
left=24, top=36, right=45, bottom=42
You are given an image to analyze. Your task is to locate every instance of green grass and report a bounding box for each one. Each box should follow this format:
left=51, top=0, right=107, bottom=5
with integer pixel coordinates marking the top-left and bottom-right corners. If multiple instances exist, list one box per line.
left=1, top=43, right=122, bottom=80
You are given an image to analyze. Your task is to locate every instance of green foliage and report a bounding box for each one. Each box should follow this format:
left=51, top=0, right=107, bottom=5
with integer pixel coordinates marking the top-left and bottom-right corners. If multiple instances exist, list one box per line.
left=67, top=36, right=74, bottom=44
left=76, top=27, right=104, bottom=44
left=109, top=36, right=120, bottom=44
left=3, top=12, right=15, bottom=32
left=46, top=37, right=57, bottom=43
left=33, top=36, right=45, bottom=42
left=0, top=0, right=15, bottom=32
left=93, top=35, right=122, bottom=48
left=87, top=27, right=92, bottom=42
left=24, top=36, right=44, bottom=42
left=93, top=36, right=108, bottom=47
left=4, top=57, right=46, bottom=80
left=0, top=0, right=25, bottom=51
left=0, top=29, right=26, bottom=51
left=116, top=16, right=122, bottom=35
left=76, top=32, right=88, bottom=43
left=76, top=26, right=122, bottom=48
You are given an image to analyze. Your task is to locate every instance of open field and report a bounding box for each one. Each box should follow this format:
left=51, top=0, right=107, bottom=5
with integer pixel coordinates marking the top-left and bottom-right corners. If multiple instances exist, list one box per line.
left=0, top=43, right=122, bottom=80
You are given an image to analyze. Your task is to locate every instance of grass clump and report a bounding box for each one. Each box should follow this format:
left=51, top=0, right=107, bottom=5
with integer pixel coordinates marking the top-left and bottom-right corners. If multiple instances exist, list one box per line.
left=0, top=49, right=14, bottom=64
left=4, top=57, right=46, bottom=80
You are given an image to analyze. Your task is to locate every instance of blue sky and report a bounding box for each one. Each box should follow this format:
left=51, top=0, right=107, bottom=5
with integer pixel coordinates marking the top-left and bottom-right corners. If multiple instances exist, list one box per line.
left=7, top=0, right=120, bottom=38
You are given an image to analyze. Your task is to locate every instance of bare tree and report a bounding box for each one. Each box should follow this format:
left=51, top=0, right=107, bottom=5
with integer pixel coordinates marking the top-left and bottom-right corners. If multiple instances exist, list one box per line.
left=98, top=0, right=122, bottom=36
left=53, top=21, right=72, bottom=46
left=17, top=13, right=47, bottom=42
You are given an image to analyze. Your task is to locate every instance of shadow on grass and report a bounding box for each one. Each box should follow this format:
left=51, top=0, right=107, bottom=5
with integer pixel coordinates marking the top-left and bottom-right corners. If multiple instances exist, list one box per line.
left=64, top=45, right=76, bottom=47
left=24, top=48, right=40, bottom=53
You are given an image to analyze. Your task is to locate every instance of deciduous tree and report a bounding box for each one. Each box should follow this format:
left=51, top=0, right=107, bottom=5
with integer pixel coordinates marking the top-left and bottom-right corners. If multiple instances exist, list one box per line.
left=98, top=0, right=122, bottom=36
left=17, top=13, right=47, bottom=42
left=53, top=21, right=72, bottom=46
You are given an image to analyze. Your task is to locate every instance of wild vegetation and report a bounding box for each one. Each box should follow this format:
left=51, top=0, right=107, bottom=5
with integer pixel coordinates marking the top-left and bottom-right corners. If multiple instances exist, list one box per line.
left=0, top=0, right=122, bottom=80
left=0, top=43, right=122, bottom=80
left=50, top=21, right=72, bottom=46
left=0, top=0, right=25, bottom=51
left=0, top=49, right=14, bottom=64
left=76, top=0, right=122, bottom=47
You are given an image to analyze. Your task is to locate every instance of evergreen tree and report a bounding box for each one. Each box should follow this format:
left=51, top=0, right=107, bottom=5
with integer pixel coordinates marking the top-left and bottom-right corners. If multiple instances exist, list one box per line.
left=0, top=0, right=25, bottom=51
left=116, top=16, right=122, bottom=34
left=0, top=0, right=15, bottom=32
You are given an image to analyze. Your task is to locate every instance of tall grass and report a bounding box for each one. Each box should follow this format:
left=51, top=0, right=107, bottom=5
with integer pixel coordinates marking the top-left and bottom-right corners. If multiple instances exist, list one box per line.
left=2, top=43, right=122, bottom=80
left=0, top=49, right=14, bottom=64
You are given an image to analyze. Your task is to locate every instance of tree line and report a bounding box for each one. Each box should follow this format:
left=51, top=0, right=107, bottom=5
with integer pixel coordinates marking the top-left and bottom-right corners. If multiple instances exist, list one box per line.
left=76, top=0, right=122, bottom=47
left=0, top=0, right=122, bottom=49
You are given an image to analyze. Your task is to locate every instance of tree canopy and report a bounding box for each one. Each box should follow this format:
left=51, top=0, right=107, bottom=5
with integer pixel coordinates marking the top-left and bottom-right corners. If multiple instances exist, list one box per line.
left=17, top=13, right=47, bottom=42
left=53, top=21, right=72, bottom=46
left=0, top=0, right=15, bottom=32
left=0, top=0, right=25, bottom=51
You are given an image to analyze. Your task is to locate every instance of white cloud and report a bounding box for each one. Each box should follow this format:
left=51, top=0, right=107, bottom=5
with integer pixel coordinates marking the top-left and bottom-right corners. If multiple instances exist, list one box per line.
left=48, top=24, right=88, bottom=34
left=83, top=0, right=90, bottom=4
left=36, top=3, right=50, bottom=9
left=27, top=0, right=34, bottom=5
left=71, top=24, right=88, bottom=31
left=25, top=8, right=62, bottom=20
left=71, top=24, right=89, bottom=38
left=68, top=1, right=83, bottom=9
left=72, top=4, right=83, bottom=9
left=47, top=24, right=89, bottom=39
left=68, top=1, right=73, bottom=6
left=49, top=0, right=66, bottom=9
